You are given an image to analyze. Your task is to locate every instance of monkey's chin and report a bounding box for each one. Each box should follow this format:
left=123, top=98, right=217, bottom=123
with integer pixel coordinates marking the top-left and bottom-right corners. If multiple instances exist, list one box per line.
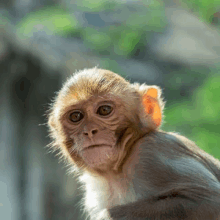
left=80, top=145, right=116, bottom=169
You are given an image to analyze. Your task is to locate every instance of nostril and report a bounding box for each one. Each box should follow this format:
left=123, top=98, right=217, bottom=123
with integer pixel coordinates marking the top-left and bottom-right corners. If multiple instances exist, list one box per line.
left=92, top=129, right=98, bottom=135
left=83, top=130, right=98, bottom=136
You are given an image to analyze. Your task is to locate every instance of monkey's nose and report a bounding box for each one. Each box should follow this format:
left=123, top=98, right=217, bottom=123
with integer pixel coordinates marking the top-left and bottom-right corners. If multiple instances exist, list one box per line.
left=84, top=129, right=98, bottom=137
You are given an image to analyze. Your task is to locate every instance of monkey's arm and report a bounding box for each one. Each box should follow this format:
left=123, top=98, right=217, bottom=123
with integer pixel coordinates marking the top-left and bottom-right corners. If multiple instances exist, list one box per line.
left=109, top=184, right=220, bottom=220
left=109, top=151, right=220, bottom=220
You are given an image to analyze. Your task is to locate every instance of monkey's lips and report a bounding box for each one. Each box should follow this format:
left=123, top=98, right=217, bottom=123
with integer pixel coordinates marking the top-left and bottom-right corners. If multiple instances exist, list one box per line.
left=80, top=145, right=115, bottom=167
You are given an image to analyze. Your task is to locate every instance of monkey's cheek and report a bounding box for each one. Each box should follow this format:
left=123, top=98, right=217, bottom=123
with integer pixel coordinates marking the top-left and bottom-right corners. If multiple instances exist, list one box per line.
left=80, top=146, right=116, bottom=168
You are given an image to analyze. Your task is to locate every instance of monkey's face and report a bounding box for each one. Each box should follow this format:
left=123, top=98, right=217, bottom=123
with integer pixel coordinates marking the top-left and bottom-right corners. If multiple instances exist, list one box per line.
left=48, top=68, right=162, bottom=173
left=60, top=95, right=130, bottom=172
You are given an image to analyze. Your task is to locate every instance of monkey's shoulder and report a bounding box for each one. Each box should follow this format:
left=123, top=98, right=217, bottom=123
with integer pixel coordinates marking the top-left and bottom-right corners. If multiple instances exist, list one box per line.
left=137, top=131, right=220, bottom=186
left=141, top=131, right=219, bottom=161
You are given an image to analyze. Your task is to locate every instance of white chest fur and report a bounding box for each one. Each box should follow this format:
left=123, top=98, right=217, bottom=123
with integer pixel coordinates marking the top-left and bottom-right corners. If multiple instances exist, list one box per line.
left=80, top=172, right=138, bottom=220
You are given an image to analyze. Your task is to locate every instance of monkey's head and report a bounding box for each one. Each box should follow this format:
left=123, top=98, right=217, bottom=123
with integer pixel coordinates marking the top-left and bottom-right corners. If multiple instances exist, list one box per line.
left=48, top=68, right=164, bottom=174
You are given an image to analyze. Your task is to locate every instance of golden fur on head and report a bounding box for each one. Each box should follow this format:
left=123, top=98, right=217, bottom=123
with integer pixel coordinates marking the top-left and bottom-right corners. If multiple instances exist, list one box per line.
left=47, top=67, right=164, bottom=168
left=48, top=67, right=143, bottom=129
left=50, top=67, right=164, bottom=123
left=47, top=68, right=138, bottom=166
left=54, top=68, right=140, bottom=116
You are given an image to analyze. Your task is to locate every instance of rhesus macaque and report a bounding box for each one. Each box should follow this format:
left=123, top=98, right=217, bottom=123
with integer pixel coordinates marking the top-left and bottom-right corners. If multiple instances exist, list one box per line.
left=48, top=68, right=220, bottom=220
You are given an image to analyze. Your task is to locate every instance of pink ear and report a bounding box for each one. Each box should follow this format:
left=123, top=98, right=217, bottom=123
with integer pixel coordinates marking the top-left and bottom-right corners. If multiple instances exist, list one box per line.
left=142, top=88, right=162, bottom=127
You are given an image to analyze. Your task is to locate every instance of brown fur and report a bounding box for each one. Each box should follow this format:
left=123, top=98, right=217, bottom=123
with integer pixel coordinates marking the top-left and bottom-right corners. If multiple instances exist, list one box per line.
left=48, top=68, right=220, bottom=220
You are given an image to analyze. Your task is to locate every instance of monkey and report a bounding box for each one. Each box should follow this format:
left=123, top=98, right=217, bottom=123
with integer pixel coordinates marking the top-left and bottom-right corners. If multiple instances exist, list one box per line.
left=48, top=67, right=220, bottom=220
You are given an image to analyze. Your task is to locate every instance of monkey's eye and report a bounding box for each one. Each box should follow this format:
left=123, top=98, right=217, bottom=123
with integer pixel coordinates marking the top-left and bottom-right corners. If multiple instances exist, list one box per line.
left=97, top=105, right=113, bottom=116
left=69, top=111, right=84, bottom=122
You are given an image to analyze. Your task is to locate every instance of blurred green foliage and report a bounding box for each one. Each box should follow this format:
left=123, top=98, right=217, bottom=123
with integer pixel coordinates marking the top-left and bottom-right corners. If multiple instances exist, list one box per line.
left=16, top=0, right=220, bottom=56
left=17, top=7, right=79, bottom=37
left=16, top=1, right=166, bottom=57
left=183, top=0, right=220, bottom=23
left=163, top=74, right=220, bottom=159
left=82, top=28, right=112, bottom=52
left=74, top=0, right=117, bottom=12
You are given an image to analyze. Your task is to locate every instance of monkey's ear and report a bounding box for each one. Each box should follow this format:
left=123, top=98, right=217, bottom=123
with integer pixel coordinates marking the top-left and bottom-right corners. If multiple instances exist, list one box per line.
left=142, top=88, right=162, bottom=127
left=132, top=83, right=164, bottom=128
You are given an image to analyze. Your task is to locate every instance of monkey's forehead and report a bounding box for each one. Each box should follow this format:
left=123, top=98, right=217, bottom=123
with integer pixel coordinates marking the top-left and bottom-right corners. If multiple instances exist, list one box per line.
left=56, top=68, right=133, bottom=102
left=51, top=68, right=142, bottom=119
left=65, top=68, right=128, bottom=92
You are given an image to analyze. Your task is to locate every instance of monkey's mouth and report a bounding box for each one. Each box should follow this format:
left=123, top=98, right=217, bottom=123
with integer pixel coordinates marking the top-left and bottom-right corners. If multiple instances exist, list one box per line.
left=80, top=144, right=115, bottom=167
left=86, top=144, right=111, bottom=149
